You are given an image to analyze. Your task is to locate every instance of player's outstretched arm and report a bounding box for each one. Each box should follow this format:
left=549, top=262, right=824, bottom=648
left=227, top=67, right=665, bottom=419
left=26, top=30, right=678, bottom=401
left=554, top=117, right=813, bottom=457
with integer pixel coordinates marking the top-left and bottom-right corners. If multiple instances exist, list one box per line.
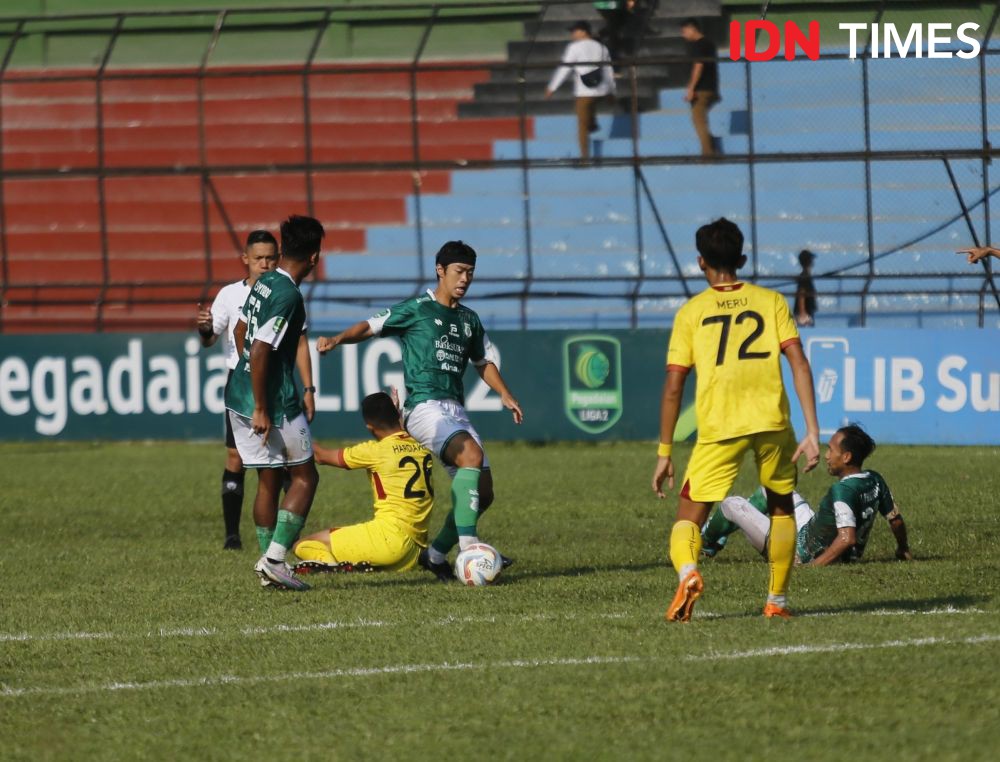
left=783, top=341, right=821, bottom=472
left=957, top=246, right=1000, bottom=264
left=313, top=443, right=347, bottom=468
left=652, top=368, right=687, bottom=498
left=808, top=526, right=855, bottom=566
left=316, top=320, right=373, bottom=354
left=888, top=508, right=912, bottom=560
left=476, top=362, right=523, bottom=423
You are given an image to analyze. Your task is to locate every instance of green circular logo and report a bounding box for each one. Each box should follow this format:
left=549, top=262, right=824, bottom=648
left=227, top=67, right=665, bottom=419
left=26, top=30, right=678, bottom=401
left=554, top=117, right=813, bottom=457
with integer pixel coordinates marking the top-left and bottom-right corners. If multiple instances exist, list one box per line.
left=575, top=348, right=611, bottom=389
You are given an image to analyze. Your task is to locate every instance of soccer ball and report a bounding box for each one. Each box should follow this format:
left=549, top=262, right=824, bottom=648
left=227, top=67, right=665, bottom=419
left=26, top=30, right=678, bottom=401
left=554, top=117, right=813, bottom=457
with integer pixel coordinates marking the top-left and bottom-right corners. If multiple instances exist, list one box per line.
left=454, top=543, right=503, bottom=586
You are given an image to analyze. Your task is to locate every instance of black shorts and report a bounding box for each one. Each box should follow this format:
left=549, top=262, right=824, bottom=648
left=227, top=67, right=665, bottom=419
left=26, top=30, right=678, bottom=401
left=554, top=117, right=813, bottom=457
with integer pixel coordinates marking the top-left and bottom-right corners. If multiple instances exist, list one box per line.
left=224, top=370, right=236, bottom=448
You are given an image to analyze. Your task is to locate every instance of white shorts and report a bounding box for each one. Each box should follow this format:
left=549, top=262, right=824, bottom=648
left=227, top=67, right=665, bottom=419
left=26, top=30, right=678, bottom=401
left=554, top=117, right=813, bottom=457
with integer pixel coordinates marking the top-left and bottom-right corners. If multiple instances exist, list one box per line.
left=403, top=399, right=489, bottom=477
left=228, top=410, right=313, bottom=469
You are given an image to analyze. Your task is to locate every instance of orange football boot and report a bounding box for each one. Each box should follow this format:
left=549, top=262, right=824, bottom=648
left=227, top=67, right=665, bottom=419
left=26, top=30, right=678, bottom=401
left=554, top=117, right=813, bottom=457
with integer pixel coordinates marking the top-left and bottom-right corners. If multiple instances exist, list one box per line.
left=665, top=569, right=704, bottom=622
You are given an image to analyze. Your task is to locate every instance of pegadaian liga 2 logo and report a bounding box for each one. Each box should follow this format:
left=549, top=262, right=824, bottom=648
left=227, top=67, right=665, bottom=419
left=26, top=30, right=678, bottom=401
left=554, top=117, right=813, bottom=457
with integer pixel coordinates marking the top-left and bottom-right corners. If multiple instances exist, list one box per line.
left=563, top=335, right=623, bottom=434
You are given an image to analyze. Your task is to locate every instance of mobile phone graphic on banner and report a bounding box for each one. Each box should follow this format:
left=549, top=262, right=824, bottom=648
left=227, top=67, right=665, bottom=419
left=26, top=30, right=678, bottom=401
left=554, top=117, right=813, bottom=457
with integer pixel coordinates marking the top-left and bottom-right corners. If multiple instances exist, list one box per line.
left=805, top=336, right=849, bottom=437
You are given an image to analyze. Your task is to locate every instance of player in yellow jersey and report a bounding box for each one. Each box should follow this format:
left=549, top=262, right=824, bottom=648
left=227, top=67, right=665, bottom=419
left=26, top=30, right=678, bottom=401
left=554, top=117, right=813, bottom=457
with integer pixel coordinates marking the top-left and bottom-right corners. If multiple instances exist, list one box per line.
left=292, top=391, right=434, bottom=573
left=651, top=218, right=821, bottom=621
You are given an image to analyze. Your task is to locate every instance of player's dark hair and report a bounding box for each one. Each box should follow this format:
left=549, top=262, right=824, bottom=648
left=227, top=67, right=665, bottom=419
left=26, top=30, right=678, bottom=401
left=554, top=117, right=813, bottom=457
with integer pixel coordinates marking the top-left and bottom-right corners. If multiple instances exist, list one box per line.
left=245, top=229, right=277, bottom=250
left=837, top=424, right=876, bottom=467
left=681, top=18, right=702, bottom=32
left=435, top=240, right=477, bottom=270
left=280, top=215, right=325, bottom=261
left=361, top=392, right=400, bottom=430
left=695, top=217, right=744, bottom=272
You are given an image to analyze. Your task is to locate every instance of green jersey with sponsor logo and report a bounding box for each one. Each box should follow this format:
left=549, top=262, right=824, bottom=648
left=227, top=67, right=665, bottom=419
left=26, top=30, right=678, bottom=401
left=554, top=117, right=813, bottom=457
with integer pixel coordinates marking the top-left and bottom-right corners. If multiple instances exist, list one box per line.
left=225, top=268, right=305, bottom=424
left=798, top=470, right=895, bottom=563
left=368, top=290, right=490, bottom=410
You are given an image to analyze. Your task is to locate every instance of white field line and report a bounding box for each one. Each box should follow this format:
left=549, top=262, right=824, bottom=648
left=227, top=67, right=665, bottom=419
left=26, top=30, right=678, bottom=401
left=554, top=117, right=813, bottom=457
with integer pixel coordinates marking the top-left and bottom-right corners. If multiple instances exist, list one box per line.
left=0, top=656, right=642, bottom=699
left=686, top=633, right=1000, bottom=662
left=0, top=612, right=630, bottom=644
left=3, top=633, right=999, bottom=700
left=0, top=605, right=989, bottom=645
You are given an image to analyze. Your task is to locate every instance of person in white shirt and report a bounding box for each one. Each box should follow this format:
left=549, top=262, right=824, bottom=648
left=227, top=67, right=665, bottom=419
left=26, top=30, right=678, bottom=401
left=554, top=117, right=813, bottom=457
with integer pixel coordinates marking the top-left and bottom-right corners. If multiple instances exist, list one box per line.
left=196, top=230, right=316, bottom=550
left=544, top=20, right=616, bottom=160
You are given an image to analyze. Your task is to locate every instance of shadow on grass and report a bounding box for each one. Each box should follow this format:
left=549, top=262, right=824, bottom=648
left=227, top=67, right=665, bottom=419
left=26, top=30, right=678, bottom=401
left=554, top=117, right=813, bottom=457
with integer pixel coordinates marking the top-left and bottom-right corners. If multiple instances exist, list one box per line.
left=798, top=594, right=991, bottom=617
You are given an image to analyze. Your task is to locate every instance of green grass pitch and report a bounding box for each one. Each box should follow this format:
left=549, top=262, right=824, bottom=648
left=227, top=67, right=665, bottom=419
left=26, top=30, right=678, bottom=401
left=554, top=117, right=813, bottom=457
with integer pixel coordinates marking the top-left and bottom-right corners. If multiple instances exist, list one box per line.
left=3, top=440, right=1000, bottom=760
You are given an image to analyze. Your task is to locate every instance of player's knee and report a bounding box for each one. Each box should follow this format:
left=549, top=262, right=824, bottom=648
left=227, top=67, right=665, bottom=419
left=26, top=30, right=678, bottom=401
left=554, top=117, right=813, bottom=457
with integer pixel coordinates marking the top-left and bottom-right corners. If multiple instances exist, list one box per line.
left=720, top=496, right=745, bottom=520
left=448, top=435, right=484, bottom=468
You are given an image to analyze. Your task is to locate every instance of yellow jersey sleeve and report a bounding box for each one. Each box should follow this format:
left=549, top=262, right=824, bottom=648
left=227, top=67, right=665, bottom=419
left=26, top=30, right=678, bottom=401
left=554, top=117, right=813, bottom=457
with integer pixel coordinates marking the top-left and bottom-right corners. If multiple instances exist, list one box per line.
left=666, top=302, right=695, bottom=369
left=774, top=291, right=799, bottom=347
left=342, top=440, right=379, bottom=470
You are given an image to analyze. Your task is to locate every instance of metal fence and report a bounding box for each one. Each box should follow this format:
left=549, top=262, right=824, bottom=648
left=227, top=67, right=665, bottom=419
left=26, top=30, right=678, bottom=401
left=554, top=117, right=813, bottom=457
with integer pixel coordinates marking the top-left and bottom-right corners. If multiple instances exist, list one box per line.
left=1, top=0, right=999, bottom=331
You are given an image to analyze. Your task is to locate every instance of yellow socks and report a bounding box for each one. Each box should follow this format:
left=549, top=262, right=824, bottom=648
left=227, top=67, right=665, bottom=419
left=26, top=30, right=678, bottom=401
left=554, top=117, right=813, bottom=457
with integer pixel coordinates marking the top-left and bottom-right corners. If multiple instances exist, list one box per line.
left=669, top=520, right=702, bottom=580
left=767, top=514, right=796, bottom=603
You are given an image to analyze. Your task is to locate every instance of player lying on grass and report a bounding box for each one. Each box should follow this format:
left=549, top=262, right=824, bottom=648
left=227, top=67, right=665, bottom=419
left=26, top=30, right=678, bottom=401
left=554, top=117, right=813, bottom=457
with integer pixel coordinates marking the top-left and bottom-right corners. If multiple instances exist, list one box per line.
left=291, top=392, right=434, bottom=574
left=700, top=424, right=912, bottom=566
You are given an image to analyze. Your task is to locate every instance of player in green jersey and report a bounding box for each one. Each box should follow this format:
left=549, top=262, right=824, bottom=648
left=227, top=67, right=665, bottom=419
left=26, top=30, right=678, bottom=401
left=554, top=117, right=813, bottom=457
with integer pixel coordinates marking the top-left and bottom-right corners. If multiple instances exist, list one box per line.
left=226, top=215, right=325, bottom=590
left=316, top=241, right=523, bottom=581
left=701, top=424, right=912, bottom=565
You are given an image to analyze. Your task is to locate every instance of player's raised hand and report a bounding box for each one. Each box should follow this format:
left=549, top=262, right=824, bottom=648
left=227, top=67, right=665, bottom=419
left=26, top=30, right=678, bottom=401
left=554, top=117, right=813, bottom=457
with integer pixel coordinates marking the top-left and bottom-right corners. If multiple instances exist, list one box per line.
left=196, top=303, right=213, bottom=334
left=652, top=456, right=674, bottom=498
left=501, top=393, right=524, bottom=424
left=957, top=246, right=999, bottom=264
left=792, top=432, right=821, bottom=472
left=316, top=335, right=339, bottom=354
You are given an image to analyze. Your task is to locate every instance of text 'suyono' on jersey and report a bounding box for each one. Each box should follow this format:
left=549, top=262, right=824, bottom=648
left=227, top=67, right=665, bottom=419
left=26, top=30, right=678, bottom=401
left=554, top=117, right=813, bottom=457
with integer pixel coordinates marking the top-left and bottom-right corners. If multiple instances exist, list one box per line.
left=667, top=282, right=800, bottom=443
left=799, top=470, right=896, bottom=562
left=367, top=290, right=493, bottom=409
left=341, top=432, right=434, bottom=543
left=225, top=268, right=306, bottom=424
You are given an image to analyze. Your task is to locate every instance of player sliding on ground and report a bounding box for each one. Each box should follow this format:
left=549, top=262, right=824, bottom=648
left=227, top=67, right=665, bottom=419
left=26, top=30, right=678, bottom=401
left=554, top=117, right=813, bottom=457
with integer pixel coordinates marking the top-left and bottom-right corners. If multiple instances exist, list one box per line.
left=292, top=392, right=434, bottom=574
left=652, top=217, right=821, bottom=621
left=316, top=241, right=523, bottom=582
left=700, top=424, right=912, bottom=566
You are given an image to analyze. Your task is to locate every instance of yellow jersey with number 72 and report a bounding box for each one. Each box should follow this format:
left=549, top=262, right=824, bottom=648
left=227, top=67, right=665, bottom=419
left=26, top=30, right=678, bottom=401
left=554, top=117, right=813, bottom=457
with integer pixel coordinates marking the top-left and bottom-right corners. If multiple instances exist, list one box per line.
left=667, top=282, right=800, bottom=443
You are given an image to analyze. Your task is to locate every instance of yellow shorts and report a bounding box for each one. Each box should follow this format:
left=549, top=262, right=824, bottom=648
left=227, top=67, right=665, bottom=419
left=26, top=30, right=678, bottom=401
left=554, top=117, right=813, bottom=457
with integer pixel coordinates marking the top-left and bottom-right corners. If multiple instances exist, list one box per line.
left=682, top=428, right=798, bottom=504
left=294, top=519, right=423, bottom=572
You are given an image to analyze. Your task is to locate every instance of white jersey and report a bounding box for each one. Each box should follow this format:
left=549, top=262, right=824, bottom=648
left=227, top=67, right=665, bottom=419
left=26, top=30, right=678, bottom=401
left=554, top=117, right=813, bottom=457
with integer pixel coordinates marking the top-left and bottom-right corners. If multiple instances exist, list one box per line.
left=210, top=279, right=250, bottom=370
left=547, top=37, right=616, bottom=97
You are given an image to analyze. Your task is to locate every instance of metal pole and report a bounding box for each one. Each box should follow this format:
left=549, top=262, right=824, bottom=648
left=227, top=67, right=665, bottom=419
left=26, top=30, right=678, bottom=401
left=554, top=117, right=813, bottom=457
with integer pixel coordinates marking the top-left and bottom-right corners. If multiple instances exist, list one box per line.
left=197, top=10, right=226, bottom=305
left=302, top=8, right=331, bottom=219
left=745, top=59, right=759, bottom=279
left=516, top=2, right=546, bottom=329
left=409, top=5, right=437, bottom=292
left=94, top=14, right=125, bottom=332
left=943, top=157, right=1000, bottom=314
left=0, top=19, right=26, bottom=334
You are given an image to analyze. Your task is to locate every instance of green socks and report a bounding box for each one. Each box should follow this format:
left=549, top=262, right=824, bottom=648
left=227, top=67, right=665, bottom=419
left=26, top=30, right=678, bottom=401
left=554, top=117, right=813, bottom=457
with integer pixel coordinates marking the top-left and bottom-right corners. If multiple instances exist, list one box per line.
left=430, top=467, right=481, bottom=558
left=264, top=510, right=306, bottom=563
left=452, top=467, right=481, bottom=538
left=702, top=507, right=738, bottom=547
left=431, top=512, right=459, bottom=556
left=255, top=525, right=274, bottom=555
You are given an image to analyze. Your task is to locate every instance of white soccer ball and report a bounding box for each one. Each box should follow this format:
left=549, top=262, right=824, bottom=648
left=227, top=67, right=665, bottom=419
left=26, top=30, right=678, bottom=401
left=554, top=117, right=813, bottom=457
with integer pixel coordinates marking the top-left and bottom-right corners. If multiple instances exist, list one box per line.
left=454, top=543, right=503, bottom=587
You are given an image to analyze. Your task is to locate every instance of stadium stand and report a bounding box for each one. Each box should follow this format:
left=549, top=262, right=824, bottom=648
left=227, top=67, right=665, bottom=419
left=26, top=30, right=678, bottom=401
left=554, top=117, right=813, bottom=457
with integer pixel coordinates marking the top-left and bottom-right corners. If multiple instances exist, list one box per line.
left=1, top=1, right=997, bottom=332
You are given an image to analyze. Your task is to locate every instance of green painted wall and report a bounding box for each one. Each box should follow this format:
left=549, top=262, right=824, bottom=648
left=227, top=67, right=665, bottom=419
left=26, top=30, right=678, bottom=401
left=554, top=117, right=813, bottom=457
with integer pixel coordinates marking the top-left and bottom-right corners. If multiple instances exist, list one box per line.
left=0, top=1, right=539, bottom=64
